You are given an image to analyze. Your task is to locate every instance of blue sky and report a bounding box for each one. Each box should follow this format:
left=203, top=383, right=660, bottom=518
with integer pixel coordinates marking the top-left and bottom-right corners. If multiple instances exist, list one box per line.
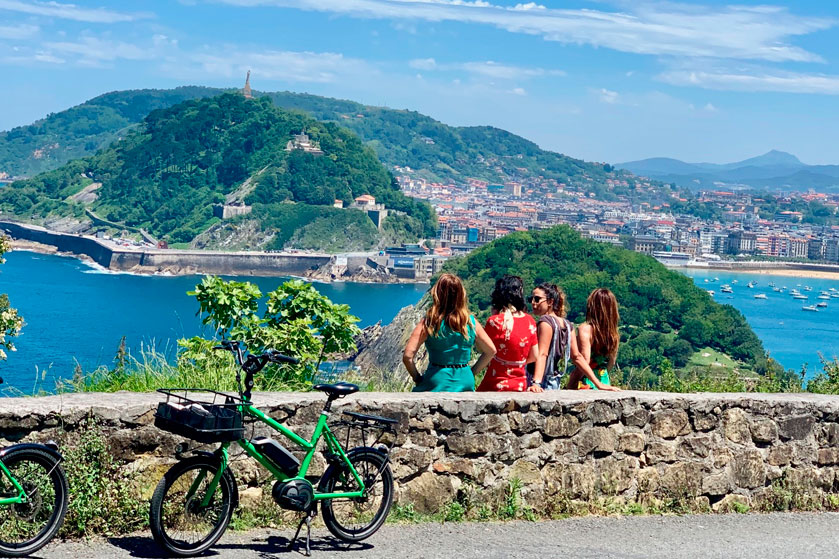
left=1, top=0, right=838, bottom=165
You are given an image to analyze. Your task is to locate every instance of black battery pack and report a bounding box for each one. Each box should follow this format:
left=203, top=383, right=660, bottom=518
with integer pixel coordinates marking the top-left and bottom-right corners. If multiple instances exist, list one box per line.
left=252, top=437, right=301, bottom=476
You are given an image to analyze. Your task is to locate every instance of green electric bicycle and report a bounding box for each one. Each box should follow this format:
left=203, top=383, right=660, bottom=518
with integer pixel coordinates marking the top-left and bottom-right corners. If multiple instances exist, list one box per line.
left=149, top=340, right=397, bottom=557
left=0, top=377, right=69, bottom=557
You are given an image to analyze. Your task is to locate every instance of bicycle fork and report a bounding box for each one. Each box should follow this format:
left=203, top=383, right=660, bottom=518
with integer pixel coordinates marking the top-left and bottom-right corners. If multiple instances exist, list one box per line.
left=185, top=445, right=230, bottom=509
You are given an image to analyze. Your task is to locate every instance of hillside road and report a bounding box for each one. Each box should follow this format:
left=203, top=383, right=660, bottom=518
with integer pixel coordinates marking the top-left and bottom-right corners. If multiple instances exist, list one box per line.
left=42, top=512, right=839, bottom=558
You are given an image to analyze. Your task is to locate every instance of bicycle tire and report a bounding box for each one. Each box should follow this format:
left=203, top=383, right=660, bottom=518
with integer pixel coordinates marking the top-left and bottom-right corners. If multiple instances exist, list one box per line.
left=0, top=447, right=68, bottom=558
left=320, top=447, right=393, bottom=542
left=149, top=456, right=235, bottom=557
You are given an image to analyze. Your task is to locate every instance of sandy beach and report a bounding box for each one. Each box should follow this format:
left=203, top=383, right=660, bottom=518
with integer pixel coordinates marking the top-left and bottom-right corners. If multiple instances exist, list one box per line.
left=725, top=268, right=839, bottom=281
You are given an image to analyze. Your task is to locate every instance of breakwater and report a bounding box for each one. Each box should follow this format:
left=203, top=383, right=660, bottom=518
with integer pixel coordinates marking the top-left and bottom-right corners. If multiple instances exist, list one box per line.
left=0, top=220, right=331, bottom=276
left=6, top=391, right=839, bottom=516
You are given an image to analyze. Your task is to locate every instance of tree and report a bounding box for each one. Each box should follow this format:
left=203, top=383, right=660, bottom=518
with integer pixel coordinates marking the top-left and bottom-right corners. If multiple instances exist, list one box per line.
left=180, top=276, right=361, bottom=388
left=0, top=237, right=23, bottom=362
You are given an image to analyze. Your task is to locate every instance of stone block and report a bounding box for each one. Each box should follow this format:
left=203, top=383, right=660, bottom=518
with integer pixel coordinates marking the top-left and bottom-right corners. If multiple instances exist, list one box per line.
left=778, top=414, right=816, bottom=441
left=818, top=448, right=839, bottom=466
left=701, top=472, right=731, bottom=496
left=750, top=418, right=779, bottom=444
left=733, top=449, right=765, bottom=489
left=596, top=457, right=639, bottom=494
left=471, top=414, right=511, bottom=435
left=678, top=433, right=713, bottom=459
left=445, top=433, right=497, bottom=456
left=767, top=444, right=793, bottom=466
left=543, top=414, right=581, bottom=438
left=645, top=441, right=678, bottom=464
left=636, top=467, right=660, bottom=493
left=520, top=432, right=543, bottom=450
left=691, top=409, right=719, bottom=432
left=818, top=423, right=839, bottom=446
left=432, top=457, right=475, bottom=477
left=650, top=410, right=690, bottom=439
left=400, top=472, right=456, bottom=513
left=509, top=411, right=546, bottom=434
left=659, top=462, right=704, bottom=494
left=587, top=402, right=619, bottom=425
left=575, top=426, right=618, bottom=456
left=723, top=408, right=751, bottom=445
left=619, top=432, right=646, bottom=454
left=510, top=458, right=543, bottom=485
left=622, top=407, right=650, bottom=428
left=391, top=447, right=433, bottom=479
left=712, top=493, right=750, bottom=512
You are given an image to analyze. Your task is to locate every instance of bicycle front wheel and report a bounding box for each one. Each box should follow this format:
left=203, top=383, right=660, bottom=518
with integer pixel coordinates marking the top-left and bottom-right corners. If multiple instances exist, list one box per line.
left=149, top=456, right=235, bottom=557
left=320, top=448, right=393, bottom=542
left=0, top=446, right=68, bottom=558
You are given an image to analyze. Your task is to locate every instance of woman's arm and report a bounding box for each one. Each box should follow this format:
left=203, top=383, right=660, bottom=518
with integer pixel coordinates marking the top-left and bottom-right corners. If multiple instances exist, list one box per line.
left=470, top=320, right=497, bottom=376
left=402, top=320, right=428, bottom=384
left=527, top=321, right=553, bottom=393
left=573, top=324, right=620, bottom=391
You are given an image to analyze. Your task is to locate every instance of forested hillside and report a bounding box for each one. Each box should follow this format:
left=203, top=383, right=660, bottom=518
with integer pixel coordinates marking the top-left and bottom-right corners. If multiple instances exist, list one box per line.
left=0, top=87, right=223, bottom=177
left=444, top=225, right=775, bottom=380
left=0, top=93, right=434, bottom=248
left=1, top=87, right=646, bottom=200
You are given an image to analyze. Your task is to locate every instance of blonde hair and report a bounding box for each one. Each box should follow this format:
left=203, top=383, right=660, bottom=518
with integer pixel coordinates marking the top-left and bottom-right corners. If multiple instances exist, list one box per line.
left=586, top=288, right=620, bottom=369
left=425, top=273, right=471, bottom=338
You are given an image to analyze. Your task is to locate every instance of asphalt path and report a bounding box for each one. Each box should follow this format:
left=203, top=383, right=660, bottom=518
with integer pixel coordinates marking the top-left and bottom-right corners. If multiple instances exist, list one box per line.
left=38, top=513, right=839, bottom=558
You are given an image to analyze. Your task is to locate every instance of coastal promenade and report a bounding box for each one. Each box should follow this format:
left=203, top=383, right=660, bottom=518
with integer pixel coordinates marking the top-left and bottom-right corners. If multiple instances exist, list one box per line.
left=0, top=220, right=332, bottom=276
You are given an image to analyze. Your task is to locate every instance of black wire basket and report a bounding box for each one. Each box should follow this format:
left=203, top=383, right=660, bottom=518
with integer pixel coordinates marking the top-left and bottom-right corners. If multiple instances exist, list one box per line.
left=154, top=389, right=245, bottom=443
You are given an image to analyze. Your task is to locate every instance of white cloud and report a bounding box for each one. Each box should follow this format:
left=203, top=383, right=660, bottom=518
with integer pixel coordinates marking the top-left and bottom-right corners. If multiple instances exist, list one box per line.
left=704, top=102, right=718, bottom=112
left=0, top=0, right=150, bottom=23
left=409, top=58, right=562, bottom=80
left=409, top=57, right=437, bottom=70
left=212, top=0, right=834, bottom=62
left=511, top=86, right=527, bottom=95
left=598, top=88, right=619, bottom=104
left=659, top=69, right=839, bottom=95
left=0, top=23, right=38, bottom=39
left=174, top=48, right=377, bottom=83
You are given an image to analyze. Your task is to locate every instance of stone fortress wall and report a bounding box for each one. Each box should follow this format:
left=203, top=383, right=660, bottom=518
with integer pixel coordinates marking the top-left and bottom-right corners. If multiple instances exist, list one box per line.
left=3, top=391, right=839, bottom=515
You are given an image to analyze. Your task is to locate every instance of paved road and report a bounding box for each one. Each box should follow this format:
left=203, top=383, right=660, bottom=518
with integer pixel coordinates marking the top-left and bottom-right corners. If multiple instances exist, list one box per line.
left=40, top=513, right=839, bottom=558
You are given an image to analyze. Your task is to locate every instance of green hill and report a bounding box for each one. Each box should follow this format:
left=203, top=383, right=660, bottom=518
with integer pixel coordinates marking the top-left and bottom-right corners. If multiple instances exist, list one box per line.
left=0, top=93, right=434, bottom=249
left=443, top=225, right=771, bottom=379
left=0, top=87, right=666, bottom=202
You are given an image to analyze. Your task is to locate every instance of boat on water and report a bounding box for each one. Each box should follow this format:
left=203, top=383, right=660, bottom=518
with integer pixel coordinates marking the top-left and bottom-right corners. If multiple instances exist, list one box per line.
left=830, top=287, right=837, bottom=292
left=707, top=290, right=715, bottom=296
left=793, top=294, right=808, bottom=300
left=703, top=279, right=709, bottom=283
left=732, top=280, right=739, bottom=284
left=802, top=305, right=819, bottom=312
left=804, top=286, right=812, bottom=291
left=754, top=293, right=767, bottom=299
left=817, top=302, right=828, bottom=308
left=832, top=293, right=839, bottom=299
left=769, top=282, right=776, bottom=287
left=818, top=295, right=831, bottom=300
left=773, top=287, right=782, bottom=292
left=747, top=281, right=756, bottom=288
left=713, top=277, right=719, bottom=282
left=721, top=285, right=733, bottom=293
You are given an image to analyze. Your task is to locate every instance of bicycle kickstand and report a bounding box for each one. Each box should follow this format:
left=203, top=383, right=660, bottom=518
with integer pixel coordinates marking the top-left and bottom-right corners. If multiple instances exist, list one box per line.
left=288, top=510, right=316, bottom=556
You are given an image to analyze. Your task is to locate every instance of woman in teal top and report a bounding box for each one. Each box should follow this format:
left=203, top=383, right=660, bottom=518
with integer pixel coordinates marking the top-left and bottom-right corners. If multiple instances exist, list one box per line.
left=403, top=273, right=496, bottom=392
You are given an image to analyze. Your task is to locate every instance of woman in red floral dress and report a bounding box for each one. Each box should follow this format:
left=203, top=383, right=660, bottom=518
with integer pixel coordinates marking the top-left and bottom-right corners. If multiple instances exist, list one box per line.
left=476, top=275, right=538, bottom=392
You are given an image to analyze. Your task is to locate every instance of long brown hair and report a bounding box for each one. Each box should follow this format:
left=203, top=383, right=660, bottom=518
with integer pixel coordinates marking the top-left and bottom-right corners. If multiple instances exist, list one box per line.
left=537, top=283, right=567, bottom=317
left=586, top=288, right=620, bottom=369
left=425, top=273, right=471, bottom=338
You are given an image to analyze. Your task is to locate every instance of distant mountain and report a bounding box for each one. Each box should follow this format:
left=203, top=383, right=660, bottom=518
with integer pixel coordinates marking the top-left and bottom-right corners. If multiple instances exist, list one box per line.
left=0, top=87, right=658, bottom=202
left=0, top=93, right=434, bottom=251
left=619, top=150, right=839, bottom=192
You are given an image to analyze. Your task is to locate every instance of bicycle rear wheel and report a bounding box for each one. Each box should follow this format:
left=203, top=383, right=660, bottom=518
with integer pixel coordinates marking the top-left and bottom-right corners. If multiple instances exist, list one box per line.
left=320, top=448, right=393, bottom=542
left=0, top=447, right=68, bottom=558
left=149, top=456, right=235, bottom=557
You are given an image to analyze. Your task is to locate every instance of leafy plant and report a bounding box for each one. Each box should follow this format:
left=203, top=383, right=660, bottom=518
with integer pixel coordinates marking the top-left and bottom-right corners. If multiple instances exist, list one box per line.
left=0, top=236, right=23, bottom=362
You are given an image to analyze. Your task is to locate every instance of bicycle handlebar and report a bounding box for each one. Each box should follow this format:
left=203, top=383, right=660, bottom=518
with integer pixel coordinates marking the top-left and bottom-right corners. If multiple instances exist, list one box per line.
left=213, top=341, right=300, bottom=401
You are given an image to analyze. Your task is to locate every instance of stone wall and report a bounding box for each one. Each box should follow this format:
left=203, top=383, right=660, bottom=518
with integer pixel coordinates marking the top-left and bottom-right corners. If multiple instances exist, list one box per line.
left=3, top=391, right=839, bottom=516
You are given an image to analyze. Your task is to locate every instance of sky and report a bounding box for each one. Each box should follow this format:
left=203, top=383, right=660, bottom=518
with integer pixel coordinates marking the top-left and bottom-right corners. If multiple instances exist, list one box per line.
left=0, top=0, right=838, bottom=165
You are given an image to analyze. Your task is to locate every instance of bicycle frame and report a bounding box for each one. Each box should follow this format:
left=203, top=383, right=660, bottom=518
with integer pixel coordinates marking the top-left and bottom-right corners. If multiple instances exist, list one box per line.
left=0, top=460, right=25, bottom=505
left=196, top=402, right=365, bottom=508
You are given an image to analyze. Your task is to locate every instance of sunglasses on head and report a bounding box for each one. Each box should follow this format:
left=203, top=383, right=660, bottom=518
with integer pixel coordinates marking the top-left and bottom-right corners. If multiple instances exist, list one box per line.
left=527, top=295, right=546, bottom=303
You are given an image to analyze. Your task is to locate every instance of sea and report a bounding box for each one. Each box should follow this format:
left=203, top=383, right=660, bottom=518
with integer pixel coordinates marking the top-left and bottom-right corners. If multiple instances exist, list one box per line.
left=1, top=250, right=838, bottom=392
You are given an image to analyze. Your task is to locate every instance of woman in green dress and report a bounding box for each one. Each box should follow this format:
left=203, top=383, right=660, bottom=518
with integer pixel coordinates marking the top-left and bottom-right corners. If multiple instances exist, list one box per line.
left=403, top=273, right=496, bottom=392
left=566, top=288, right=622, bottom=391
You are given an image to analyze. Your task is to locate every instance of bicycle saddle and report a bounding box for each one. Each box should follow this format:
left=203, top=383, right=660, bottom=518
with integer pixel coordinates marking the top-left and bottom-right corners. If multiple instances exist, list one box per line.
left=313, top=382, right=360, bottom=398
